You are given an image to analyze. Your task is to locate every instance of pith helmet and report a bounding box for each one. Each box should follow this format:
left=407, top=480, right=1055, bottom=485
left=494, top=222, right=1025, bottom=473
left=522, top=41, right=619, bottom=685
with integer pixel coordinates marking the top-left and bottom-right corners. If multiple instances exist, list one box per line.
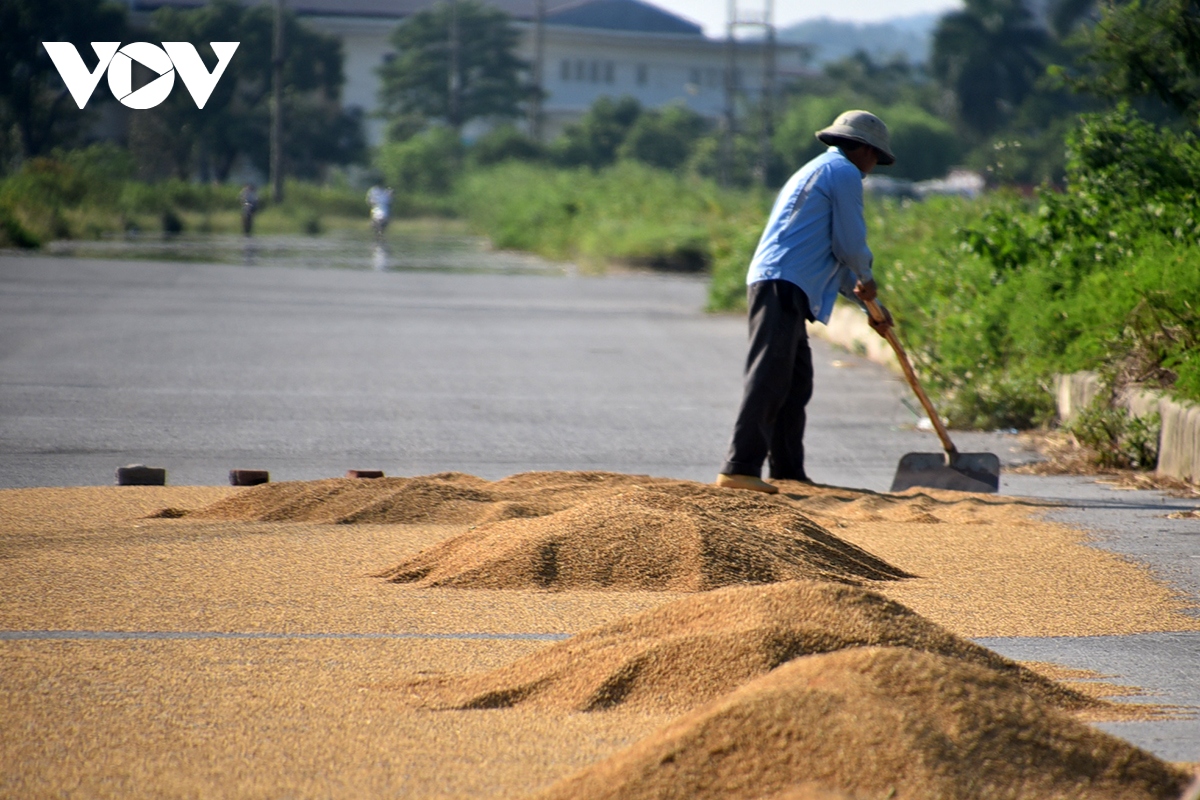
left=816, top=110, right=895, bottom=166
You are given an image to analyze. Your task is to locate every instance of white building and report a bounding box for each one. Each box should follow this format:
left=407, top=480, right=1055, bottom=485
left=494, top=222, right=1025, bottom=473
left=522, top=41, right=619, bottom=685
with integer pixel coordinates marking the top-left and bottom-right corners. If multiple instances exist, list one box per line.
left=131, top=0, right=803, bottom=144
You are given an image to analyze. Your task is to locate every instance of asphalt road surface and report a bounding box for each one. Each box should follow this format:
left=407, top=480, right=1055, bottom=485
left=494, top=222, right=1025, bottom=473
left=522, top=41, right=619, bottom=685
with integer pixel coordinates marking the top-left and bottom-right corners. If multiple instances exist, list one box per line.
left=2, top=251, right=1197, bottom=763
left=0, top=252, right=1027, bottom=490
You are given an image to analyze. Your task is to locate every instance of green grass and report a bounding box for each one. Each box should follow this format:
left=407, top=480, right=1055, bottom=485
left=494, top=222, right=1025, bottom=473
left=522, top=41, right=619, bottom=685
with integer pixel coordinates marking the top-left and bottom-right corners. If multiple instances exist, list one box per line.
left=456, top=160, right=771, bottom=280
left=0, top=157, right=452, bottom=243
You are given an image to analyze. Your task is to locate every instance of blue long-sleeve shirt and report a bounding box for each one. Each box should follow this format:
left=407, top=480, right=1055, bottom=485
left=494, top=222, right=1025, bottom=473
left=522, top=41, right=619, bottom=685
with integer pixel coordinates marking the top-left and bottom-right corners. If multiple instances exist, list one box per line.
left=746, top=147, right=874, bottom=323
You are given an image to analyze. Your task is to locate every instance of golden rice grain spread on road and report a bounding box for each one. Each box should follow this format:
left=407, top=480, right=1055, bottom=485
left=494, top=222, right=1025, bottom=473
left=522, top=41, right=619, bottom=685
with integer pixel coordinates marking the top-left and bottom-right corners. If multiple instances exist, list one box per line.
left=1, top=472, right=1197, bottom=799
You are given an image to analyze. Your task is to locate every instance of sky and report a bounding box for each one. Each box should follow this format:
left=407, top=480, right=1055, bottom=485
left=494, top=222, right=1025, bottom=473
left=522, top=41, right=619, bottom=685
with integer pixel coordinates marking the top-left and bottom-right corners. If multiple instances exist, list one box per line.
left=647, top=0, right=965, bottom=35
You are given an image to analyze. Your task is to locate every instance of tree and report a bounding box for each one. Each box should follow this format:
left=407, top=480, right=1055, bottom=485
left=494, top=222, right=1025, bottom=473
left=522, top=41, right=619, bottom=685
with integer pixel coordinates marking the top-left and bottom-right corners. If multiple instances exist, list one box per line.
left=1048, top=0, right=1100, bottom=37
left=773, top=94, right=963, bottom=181
left=552, top=96, right=643, bottom=169
left=0, top=0, right=127, bottom=162
left=1076, top=0, right=1200, bottom=121
left=379, top=0, right=531, bottom=132
left=820, top=51, right=937, bottom=110
left=135, top=0, right=363, bottom=181
left=931, top=0, right=1056, bottom=136
left=617, top=104, right=708, bottom=171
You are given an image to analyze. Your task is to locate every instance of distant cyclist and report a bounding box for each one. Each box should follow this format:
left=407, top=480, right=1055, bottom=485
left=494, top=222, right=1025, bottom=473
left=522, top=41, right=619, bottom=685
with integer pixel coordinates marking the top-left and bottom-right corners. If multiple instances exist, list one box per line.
left=238, top=183, right=258, bottom=236
left=366, top=184, right=393, bottom=240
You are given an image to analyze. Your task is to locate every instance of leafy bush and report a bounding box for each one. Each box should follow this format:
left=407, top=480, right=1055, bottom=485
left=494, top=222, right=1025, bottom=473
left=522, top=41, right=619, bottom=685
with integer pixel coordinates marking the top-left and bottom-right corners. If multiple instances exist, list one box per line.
left=773, top=95, right=964, bottom=182
left=161, top=208, right=185, bottom=234
left=1065, top=397, right=1161, bottom=470
left=706, top=221, right=765, bottom=310
left=0, top=205, right=41, bottom=248
left=0, top=145, right=422, bottom=241
left=870, top=106, right=1200, bottom=426
left=281, top=180, right=365, bottom=218
left=469, top=124, right=545, bottom=167
left=881, top=104, right=964, bottom=182
left=551, top=96, right=643, bottom=169
left=617, top=104, right=709, bottom=171
left=376, top=127, right=465, bottom=195
left=773, top=95, right=865, bottom=172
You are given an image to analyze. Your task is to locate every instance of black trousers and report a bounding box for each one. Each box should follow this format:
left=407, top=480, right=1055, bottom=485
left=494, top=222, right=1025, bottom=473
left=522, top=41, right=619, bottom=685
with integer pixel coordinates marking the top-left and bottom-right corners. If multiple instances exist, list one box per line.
left=721, top=279, right=814, bottom=481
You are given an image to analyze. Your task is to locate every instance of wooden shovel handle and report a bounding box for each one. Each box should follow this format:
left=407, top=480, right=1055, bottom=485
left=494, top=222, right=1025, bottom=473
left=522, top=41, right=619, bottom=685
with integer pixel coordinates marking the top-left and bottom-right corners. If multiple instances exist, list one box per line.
left=864, top=298, right=958, bottom=456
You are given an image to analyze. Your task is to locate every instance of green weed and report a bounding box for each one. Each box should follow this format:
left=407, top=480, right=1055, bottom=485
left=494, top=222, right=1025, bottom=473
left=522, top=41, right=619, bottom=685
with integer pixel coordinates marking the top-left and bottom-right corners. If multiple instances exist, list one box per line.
left=1065, top=397, right=1161, bottom=470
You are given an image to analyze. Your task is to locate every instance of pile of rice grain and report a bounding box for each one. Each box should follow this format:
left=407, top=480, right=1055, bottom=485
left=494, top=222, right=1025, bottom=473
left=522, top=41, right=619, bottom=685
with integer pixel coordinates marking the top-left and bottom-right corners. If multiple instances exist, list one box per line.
left=194, top=473, right=504, bottom=525
left=375, top=487, right=908, bottom=590
left=192, top=471, right=1016, bottom=530
left=407, top=580, right=1102, bottom=714
left=197, top=472, right=908, bottom=591
left=531, top=647, right=1190, bottom=800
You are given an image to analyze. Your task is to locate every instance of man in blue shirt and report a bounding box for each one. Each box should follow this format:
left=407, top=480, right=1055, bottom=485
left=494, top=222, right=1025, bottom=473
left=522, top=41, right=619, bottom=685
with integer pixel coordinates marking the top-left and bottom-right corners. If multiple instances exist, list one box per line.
left=717, top=110, right=896, bottom=494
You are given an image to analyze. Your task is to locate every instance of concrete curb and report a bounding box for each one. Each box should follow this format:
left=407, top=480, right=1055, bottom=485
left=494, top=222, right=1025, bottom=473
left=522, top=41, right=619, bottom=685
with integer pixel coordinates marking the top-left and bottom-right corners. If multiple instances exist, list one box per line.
left=1158, top=397, right=1200, bottom=484
left=1054, top=372, right=1103, bottom=422
left=1055, top=371, right=1200, bottom=485
left=817, top=319, right=1200, bottom=483
left=807, top=304, right=898, bottom=371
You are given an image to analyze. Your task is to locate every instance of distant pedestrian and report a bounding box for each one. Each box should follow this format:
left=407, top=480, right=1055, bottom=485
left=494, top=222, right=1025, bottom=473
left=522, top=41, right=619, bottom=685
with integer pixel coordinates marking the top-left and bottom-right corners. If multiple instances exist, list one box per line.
left=239, top=183, right=258, bottom=236
left=717, top=110, right=896, bottom=494
left=367, top=184, right=393, bottom=241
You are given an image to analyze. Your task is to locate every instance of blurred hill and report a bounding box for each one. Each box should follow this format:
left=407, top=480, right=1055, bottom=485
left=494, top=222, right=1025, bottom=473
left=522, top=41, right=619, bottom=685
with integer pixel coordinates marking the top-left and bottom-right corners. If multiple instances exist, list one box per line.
left=780, top=14, right=939, bottom=66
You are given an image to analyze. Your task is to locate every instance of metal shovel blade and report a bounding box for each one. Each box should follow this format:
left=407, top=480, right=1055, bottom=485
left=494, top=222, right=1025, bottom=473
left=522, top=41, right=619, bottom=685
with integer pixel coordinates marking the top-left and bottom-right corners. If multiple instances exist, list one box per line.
left=889, top=452, right=1001, bottom=493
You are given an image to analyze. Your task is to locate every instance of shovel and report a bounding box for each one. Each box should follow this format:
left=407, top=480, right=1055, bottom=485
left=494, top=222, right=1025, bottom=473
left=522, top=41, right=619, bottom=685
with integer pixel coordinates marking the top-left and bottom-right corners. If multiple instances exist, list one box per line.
left=865, top=299, right=1001, bottom=493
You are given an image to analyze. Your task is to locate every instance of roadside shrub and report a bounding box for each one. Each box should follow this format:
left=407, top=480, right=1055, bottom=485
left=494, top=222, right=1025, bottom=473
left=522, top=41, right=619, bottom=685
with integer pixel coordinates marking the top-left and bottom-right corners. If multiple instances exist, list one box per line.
left=161, top=208, right=185, bottom=234
left=867, top=106, right=1200, bottom=427
left=282, top=181, right=364, bottom=218
left=1065, top=396, right=1161, bottom=470
left=773, top=95, right=963, bottom=182
left=117, top=180, right=234, bottom=216
left=706, top=221, right=764, bottom=311
left=62, top=143, right=136, bottom=205
left=882, top=104, right=964, bottom=182
left=469, top=125, right=545, bottom=167
left=552, top=96, right=643, bottom=169
left=377, top=127, right=465, bottom=195
left=0, top=158, right=87, bottom=208
left=0, top=206, right=41, bottom=248
left=618, top=104, right=708, bottom=172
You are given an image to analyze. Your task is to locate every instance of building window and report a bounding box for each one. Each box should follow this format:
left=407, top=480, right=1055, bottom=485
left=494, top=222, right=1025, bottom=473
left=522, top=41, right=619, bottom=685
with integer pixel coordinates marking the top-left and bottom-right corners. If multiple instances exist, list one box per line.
left=636, top=63, right=648, bottom=86
left=688, top=68, right=701, bottom=86
left=560, top=59, right=616, bottom=84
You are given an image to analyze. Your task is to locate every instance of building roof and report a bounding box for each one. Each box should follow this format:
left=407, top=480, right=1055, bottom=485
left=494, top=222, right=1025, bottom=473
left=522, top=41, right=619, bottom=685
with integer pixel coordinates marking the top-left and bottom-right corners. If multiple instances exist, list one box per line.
left=545, top=0, right=702, bottom=35
left=128, top=0, right=701, bottom=33
left=129, top=1, right=576, bottom=20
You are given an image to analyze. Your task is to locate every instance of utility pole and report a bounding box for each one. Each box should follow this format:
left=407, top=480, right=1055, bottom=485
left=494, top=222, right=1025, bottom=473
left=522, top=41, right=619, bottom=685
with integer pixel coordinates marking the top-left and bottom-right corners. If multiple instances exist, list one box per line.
left=722, top=0, right=777, bottom=187
left=528, top=0, right=546, bottom=141
left=448, top=0, right=462, bottom=130
left=720, top=0, right=736, bottom=188
left=758, top=0, right=776, bottom=187
left=270, top=0, right=285, bottom=203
